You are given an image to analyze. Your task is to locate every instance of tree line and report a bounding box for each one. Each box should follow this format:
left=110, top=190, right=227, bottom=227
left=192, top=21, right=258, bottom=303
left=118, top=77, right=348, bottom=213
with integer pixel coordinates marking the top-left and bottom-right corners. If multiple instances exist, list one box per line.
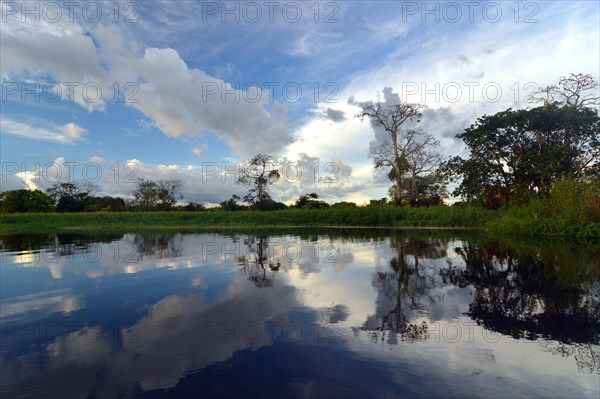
left=1, top=73, right=597, bottom=214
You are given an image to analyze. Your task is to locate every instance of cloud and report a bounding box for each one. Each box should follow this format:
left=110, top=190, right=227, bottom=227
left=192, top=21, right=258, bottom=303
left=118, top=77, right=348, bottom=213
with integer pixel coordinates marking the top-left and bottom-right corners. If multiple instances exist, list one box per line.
left=320, top=108, right=347, bottom=123
left=63, top=123, right=87, bottom=140
left=0, top=119, right=87, bottom=144
left=0, top=17, right=108, bottom=111
left=1, top=16, right=296, bottom=157
left=128, top=47, right=294, bottom=156
left=191, top=146, right=205, bottom=158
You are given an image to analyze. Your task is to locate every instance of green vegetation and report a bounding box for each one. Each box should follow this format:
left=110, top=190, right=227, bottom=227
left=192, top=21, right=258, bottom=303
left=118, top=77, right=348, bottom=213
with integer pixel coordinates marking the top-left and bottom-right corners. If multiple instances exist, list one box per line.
left=0, top=205, right=493, bottom=234
left=487, top=178, right=600, bottom=241
left=3, top=180, right=597, bottom=240
left=442, top=74, right=598, bottom=209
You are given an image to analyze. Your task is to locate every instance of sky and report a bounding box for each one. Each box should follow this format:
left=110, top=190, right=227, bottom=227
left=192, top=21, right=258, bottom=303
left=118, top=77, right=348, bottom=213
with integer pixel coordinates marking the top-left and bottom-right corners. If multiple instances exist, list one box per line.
left=1, top=0, right=599, bottom=205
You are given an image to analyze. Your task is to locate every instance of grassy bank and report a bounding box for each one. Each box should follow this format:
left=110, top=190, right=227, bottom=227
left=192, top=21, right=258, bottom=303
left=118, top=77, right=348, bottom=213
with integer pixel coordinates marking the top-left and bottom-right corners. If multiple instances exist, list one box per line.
left=0, top=205, right=494, bottom=234
left=1, top=201, right=597, bottom=241
left=487, top=180, right=600, bottom=241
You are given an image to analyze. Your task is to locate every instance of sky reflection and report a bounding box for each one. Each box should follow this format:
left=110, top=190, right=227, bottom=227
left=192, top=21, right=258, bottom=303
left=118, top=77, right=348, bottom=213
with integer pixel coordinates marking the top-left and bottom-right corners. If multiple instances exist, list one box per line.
left=1, top=231, right=598, bottom=398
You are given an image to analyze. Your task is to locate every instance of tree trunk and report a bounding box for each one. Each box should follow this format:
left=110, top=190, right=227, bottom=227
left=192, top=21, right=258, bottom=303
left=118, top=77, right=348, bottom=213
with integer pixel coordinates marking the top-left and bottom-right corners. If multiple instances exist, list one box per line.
left=392, top=132, right=402, bottom=206
left=394, top=174, right=402, bottom=206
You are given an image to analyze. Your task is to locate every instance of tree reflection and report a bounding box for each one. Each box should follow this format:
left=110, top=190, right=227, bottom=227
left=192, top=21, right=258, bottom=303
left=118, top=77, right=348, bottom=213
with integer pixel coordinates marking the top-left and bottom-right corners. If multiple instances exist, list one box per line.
left=441, top=240, right=600, bottom=373
left=133, top=233, right=182, bottom=259
left=361, top=236, right=448, bottom=344
left=46, top=234, right=122, bottom=258
left=238, top=236, right=280, bottom=288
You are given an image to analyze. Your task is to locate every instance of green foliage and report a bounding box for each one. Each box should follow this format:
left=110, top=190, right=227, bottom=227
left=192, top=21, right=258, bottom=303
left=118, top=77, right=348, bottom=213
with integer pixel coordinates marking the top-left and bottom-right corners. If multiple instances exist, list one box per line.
left=294, top=192, right=329, bottom=209
left=46, top=181, right=97, bottom=204
left=1, top=190, right=596, bottom=242
left=331, top=201, right=358, bottom=208
left=251, top=198, right=288, bottom=211
left=219, top=195, right=245, bottom=211
left=56, top=195, right=86, bottom=212
left=445, top=103, right=600, bottom=208
left=0, top=189, right=54, bottom=213
left=84, top=196, right=126, bottom=212
left=176, top=202, right=205, bottom=212
left=487, top=178, right=600, bottom=240
left=0, top=205, right=495, bottom=234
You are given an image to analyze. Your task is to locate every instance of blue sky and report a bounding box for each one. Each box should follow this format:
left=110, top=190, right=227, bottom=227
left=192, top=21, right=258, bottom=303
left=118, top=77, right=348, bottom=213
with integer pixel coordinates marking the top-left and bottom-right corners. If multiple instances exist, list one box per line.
left=1, top=0, right=599, bottom=205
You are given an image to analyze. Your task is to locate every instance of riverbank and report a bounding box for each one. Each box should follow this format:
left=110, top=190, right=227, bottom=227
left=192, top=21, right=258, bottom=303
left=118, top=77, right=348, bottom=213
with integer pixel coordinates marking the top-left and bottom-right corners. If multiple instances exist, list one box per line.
left=1, top=205, right=597, bottom=241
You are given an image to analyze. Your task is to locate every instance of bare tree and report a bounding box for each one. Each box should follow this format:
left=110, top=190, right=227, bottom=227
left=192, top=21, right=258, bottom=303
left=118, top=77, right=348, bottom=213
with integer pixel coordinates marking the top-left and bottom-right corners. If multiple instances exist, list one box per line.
left=368, top=124, right=441, bottom=205
left=237, top=154, right=280, bottom=210
left=533, top=73, right=599, bottom=109
left=404, top=131, right=442, bottom=203
left=358, top=102, right=423, bottom=206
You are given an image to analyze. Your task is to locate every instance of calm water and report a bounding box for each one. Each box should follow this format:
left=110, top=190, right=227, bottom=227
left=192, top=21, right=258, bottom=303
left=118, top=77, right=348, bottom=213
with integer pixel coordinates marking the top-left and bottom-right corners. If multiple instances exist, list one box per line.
left=1, top=230, right=598, bottom=398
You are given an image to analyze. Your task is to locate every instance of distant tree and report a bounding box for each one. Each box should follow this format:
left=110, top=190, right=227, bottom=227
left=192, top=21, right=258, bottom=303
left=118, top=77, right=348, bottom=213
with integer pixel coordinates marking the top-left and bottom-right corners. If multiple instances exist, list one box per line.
left=237, top=154, right=280, bottom=211
left=46, top=181, right=99, bottom=204
left=358, top=98, right=423, bottom=206
left=132, top=178, right=182, bottom=210
left=155, top=179, right=183, bottom=209
left=0, top=189, right=54, bottom=213
left=56, top=195, right=86, bottom=212
left=132, top=178, right=158, bottom=209
left=178, top=202, right=205, bottom=212
left=331, top=201, right=358, bottom=208
left=369, top=198, right=389, bottom=206
left=294, top=192, right=329, bottom=209
left=259, top=198, right=288, bottom=211
left=83, top=196, right=126, bottom=212
left=220, top=195, right=243, bottom=211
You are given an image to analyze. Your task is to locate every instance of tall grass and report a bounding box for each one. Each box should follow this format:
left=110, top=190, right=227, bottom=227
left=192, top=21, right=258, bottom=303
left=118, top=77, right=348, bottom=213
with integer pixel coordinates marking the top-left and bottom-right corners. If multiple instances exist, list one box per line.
left=0, top=205, right=494, bottom=234
left=487, top=178, right=600, bottom=241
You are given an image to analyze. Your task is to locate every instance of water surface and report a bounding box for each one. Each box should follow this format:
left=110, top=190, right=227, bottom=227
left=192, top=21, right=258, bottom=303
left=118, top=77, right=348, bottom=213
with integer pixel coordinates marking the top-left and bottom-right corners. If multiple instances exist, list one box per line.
left=1, top=230, right=598, bottom=398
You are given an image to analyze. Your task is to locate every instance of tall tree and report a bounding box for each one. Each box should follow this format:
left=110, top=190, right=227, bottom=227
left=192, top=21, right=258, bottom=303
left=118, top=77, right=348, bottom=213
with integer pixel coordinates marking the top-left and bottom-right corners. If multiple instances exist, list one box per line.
left=358, top=101, right=423, bottom=206
left=444, top=73, right=600, bottom=208
left=237, top=154, right=280, bottom=210
left=370, top=127, right=443, bottom=205
left=444, top=103, right=599, bottom=207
